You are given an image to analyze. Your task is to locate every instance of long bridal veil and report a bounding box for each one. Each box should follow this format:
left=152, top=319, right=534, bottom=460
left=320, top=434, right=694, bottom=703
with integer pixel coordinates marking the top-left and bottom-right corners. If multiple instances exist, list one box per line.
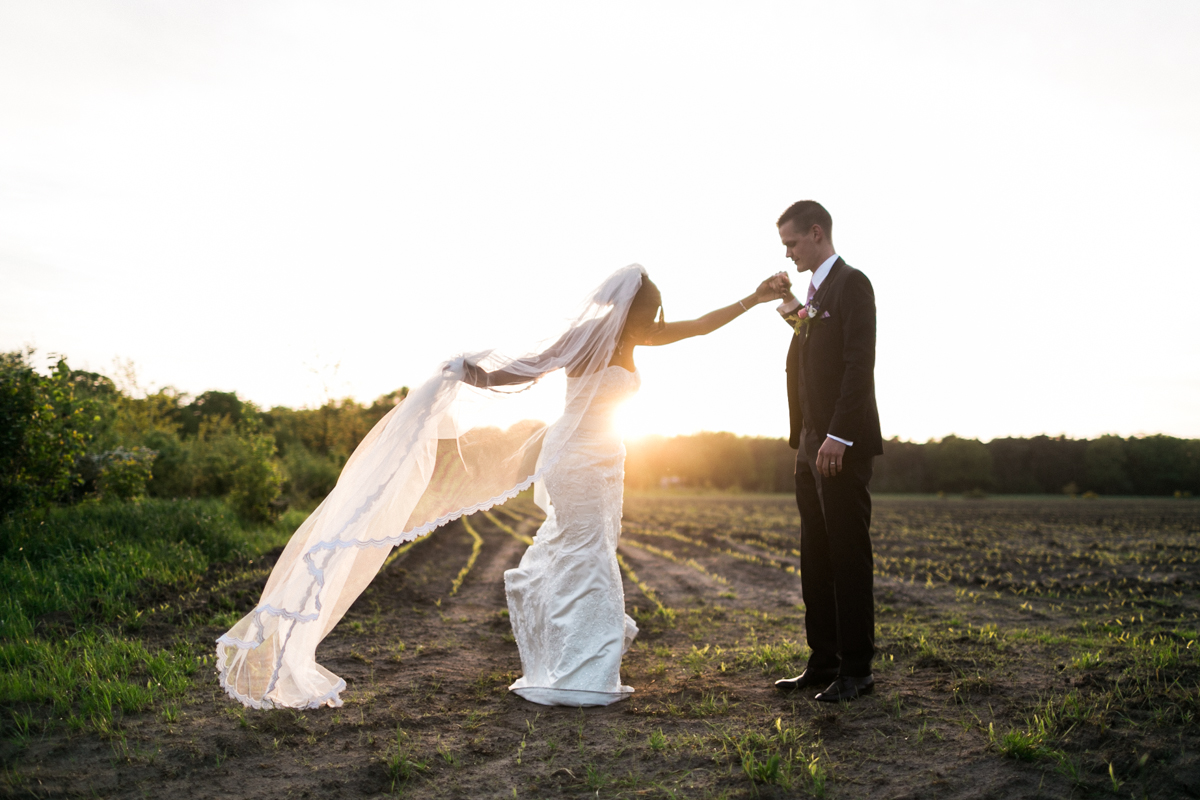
left=217, top=264, right=647, bottom=709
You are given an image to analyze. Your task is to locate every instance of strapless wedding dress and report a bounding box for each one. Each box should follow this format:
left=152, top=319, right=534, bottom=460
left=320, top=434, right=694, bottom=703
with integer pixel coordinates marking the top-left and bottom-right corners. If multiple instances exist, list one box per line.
left=504, top=366, right=640, bottom=706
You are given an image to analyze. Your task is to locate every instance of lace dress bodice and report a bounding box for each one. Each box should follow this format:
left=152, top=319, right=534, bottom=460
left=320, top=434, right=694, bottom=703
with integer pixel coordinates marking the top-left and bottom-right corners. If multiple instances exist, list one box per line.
left=564, top=365, right=641, bottom=436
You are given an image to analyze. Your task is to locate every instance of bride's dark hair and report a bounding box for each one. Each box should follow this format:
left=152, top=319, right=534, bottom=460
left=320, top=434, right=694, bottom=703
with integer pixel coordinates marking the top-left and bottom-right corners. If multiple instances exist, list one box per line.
left=622, top=275, right=665, bottom=344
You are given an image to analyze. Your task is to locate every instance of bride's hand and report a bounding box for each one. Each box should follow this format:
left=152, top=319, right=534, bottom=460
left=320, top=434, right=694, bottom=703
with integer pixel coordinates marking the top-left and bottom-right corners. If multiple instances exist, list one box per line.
left=768, top=271, right=796, bottom=303
left=753, top=273, right=791, bottom=304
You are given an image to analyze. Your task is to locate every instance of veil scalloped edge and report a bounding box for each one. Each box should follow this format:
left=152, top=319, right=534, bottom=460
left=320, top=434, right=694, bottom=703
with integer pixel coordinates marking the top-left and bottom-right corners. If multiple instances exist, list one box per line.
left=214, top=462, right=553, bottom=709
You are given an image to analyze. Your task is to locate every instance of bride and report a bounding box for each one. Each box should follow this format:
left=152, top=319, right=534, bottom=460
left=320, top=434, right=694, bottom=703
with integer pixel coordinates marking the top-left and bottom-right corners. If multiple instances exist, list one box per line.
left=216, top=265, right=784, bottom=710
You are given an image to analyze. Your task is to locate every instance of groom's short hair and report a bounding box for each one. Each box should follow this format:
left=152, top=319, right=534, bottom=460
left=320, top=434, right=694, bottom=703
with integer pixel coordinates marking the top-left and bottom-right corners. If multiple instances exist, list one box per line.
left=777, top=201, right=832, bottom=240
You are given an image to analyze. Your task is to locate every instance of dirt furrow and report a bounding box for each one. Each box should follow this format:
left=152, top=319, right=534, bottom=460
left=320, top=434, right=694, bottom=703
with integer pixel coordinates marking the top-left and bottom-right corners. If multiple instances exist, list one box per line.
left=452, top=514, right=533, bottom=608
left=621, top=532, right=804, bottom=612
left=616, top=541, right=729, bottom=612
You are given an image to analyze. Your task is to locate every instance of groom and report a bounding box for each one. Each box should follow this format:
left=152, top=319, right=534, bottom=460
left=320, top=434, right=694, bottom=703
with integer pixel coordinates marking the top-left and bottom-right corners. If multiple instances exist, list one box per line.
left=770, top=201, right=883, bottom=702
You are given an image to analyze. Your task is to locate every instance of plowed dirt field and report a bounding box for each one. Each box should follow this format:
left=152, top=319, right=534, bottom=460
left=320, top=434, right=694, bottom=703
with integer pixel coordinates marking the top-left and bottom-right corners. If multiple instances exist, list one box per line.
left=7, top=495, right=1200, bottom=799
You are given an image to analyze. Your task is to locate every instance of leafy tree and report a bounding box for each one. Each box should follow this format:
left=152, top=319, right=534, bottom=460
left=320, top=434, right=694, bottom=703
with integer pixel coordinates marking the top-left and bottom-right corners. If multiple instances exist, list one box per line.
left=1084, top=435, right=1132, bottom=495
left=1125, top=435, right=1199, bottom=495
left=262, top=388, right=408, bottom=463
left=1026, top=435, right=1087, bottom=494
left=926, top=435, right=993, bottom=493
left=872, top=438, right=928, bottom=493
left=985, top=438, right=1040, bottom=494
left=177, top=390, right=244, bottom=438
left=0, top=351, right=99, bottom=515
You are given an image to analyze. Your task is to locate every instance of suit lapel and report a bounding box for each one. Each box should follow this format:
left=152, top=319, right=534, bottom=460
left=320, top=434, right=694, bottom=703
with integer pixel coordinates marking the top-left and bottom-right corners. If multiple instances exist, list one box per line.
left=801, top=258, right=847, bottom=350
left=810, top=258, right=846, bottom=313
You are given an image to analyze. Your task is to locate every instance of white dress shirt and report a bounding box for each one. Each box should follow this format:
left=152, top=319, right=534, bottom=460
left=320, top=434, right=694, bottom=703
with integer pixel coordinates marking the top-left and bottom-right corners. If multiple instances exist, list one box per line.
left=777, top=254, right=853, bottom=448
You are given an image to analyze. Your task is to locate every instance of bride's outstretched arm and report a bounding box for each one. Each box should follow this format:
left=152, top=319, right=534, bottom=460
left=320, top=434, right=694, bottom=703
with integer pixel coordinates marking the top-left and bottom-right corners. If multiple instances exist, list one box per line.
left=462, top=320, right=608, bottom=387
left=641, top=275, right=789, bottom=347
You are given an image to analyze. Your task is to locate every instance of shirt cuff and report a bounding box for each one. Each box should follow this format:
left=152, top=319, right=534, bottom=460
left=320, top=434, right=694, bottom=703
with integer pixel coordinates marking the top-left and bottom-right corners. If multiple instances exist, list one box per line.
left=777, top=297, right=801, bottom=316
left=827, top=434, right=853, bottom=447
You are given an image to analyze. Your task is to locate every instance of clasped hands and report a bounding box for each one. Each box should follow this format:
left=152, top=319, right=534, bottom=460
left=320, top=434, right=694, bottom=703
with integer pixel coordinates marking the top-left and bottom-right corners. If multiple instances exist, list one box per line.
left=754, top=271, right=795, bottom=304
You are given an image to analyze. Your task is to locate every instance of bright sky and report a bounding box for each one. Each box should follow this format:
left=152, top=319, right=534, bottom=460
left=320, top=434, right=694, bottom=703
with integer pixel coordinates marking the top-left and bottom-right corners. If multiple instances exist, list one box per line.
left=2, top=1, right=1198, bottom=442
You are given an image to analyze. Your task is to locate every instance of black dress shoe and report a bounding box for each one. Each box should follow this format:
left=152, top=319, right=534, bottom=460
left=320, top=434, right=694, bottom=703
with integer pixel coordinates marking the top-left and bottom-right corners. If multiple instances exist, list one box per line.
left=774, top=669, right=838, bottom=692
left=814, top=674, right=874, bottom=702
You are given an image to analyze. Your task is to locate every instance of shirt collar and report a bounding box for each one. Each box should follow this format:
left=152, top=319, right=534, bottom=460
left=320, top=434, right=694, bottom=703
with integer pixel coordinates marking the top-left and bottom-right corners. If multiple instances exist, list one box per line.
left=810, top=254, right=840, bottom=291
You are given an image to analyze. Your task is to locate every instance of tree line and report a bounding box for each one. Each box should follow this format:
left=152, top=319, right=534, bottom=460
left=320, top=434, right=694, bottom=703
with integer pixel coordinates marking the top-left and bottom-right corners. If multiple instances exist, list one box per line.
left=626, top=432, right=1200, bottom=497
left=3, top=349, right=1195, bottom=523
left=0, top=350, right=406, bottom=520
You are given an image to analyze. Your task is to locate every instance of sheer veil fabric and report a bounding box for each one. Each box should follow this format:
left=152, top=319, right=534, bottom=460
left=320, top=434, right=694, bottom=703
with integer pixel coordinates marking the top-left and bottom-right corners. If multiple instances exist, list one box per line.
left=216, top=264, right=648, bottom=709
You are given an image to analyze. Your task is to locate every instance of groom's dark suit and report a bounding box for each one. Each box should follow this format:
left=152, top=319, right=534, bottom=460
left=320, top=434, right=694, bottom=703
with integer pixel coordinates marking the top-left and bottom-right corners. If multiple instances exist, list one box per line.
left=784, top=258, right=882, bottom=678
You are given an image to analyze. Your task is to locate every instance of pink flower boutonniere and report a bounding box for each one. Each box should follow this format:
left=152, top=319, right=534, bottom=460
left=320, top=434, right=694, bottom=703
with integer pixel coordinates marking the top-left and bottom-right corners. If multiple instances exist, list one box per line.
left=786, top=300, right=822, bottom=337
left=785, top=306, right=808, bottom=337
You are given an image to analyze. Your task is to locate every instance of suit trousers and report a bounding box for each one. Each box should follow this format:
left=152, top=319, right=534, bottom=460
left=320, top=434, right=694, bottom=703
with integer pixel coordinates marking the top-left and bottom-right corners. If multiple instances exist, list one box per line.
left=794, top=429, right=875, bottom=677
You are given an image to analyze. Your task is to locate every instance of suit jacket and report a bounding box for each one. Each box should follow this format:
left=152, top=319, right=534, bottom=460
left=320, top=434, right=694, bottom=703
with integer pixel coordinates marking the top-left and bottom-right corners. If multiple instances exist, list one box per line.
left=784, top=258, right=884, bottom=457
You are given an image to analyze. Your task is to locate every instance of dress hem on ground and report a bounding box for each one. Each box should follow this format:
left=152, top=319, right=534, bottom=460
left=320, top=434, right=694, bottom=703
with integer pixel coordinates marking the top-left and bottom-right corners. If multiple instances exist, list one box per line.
left=508, top=683, right=634, bottom=707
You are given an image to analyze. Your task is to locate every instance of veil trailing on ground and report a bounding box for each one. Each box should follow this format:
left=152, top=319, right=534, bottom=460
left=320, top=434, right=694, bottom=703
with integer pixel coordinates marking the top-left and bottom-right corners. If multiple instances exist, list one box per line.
left=217, top=264, right=648, bottom=709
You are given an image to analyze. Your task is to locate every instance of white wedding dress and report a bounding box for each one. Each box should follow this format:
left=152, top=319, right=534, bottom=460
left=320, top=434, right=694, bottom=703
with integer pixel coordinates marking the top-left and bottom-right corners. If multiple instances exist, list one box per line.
left=504, top=365, right=641, bottom=706
left=216, top=265, right=650, bottom=711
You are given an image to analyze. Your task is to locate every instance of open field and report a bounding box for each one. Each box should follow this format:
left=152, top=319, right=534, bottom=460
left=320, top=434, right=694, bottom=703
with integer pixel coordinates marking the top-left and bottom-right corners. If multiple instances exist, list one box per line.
left=3, top=495, right=1199, bottom=799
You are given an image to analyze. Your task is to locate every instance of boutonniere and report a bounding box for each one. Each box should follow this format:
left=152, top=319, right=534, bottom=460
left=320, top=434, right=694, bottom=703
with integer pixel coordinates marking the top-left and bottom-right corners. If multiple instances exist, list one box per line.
left=785, top=300, right=822, bottom=337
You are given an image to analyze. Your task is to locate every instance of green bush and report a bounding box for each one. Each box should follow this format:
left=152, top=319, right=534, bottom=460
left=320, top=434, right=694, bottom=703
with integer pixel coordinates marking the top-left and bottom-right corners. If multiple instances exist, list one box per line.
left=226, top=427, right=285, bottom=522
left=94, top=446, right=157, bottom=501
left=282, top=443, right=341, bottom=506
left=140, top=428, right=191, bottom=498
left=130, top=418, right=284, bottom=522
left=187, top=418, right=283, bottom=522
left=0, top=351, right=99, bottom=516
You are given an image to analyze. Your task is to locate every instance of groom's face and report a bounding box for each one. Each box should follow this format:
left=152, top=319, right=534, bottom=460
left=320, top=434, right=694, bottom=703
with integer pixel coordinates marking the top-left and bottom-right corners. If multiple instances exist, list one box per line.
left=778, top=220, right=822, bottom=274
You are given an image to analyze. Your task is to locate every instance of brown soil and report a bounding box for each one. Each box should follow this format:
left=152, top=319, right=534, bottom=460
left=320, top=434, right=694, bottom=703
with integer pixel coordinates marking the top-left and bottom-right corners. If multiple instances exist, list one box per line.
left=7, top=495, right=1200, bottom=799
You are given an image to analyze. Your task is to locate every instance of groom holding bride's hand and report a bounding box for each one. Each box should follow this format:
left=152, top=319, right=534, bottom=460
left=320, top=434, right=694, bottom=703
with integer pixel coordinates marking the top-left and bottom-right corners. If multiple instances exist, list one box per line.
left=768, top=201, right=883, bottom=703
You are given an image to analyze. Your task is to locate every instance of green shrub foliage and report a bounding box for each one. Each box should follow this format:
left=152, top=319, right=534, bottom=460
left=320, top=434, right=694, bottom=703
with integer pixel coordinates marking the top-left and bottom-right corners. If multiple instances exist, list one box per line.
left=3, top=349, right=1195, bottom=502
left=93, top=446, right=157, bottom=502
left=0, top=351, right=100, bottom=516
left=283, top=443, right=341, bottom=505
left=0, top=349, right=413, bottom=519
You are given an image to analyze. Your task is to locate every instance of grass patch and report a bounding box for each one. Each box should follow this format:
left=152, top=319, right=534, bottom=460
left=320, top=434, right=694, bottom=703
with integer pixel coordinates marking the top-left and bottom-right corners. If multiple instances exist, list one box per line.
left=732, top=637, right=810, bottom=676
left=0, top=499, right=283, bottom=636
left=383, top=726, right=429, bottom=792
left=988, top=719, right=1066, bottom=763
left=0, top=498, right=297, bottom=738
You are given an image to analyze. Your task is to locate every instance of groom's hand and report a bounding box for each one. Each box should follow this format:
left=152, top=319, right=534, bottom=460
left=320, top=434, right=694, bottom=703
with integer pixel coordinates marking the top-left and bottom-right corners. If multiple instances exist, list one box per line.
left=768, top=271, right=796, bottom=304
left=816, top=437, right=847, bottom=477
left=755, top=273, right=792, bottom=303
left=754, top=276, right=782, bottom=303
